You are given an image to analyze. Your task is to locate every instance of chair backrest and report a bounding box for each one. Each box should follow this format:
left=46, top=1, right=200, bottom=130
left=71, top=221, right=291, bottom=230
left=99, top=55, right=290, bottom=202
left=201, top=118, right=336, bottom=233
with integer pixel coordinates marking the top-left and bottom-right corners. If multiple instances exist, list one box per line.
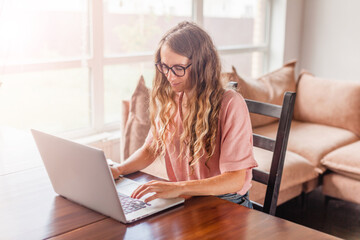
left=227, top=81, right=296, bottom=215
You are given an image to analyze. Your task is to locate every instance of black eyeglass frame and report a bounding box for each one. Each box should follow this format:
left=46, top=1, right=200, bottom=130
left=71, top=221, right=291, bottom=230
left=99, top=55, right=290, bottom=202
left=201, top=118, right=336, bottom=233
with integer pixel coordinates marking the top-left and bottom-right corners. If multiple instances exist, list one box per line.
left=155, top=62, right=192, bottom=77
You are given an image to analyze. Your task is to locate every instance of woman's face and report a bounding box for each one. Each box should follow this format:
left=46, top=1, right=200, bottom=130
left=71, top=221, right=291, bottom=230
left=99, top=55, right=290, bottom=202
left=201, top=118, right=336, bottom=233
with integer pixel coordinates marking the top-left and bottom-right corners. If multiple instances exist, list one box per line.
left=159, top=44, right=192, bottom=94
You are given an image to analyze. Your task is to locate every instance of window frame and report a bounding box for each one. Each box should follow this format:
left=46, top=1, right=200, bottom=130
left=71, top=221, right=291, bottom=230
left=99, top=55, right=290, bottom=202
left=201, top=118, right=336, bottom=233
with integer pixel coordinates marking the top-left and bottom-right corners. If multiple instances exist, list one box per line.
left=0, top=0, right=271, bottom=139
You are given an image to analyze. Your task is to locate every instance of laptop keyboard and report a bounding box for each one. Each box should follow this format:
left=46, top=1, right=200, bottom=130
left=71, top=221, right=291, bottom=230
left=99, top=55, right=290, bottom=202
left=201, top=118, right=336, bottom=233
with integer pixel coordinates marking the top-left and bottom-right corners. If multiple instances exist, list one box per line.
left=118, top=193, right=151, bottom=215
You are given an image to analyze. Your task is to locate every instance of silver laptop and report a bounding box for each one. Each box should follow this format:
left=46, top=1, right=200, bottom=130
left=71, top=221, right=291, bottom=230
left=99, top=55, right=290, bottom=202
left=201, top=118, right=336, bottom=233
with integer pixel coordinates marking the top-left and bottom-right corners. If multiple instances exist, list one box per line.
left=31, top=129, right=184, bottom=224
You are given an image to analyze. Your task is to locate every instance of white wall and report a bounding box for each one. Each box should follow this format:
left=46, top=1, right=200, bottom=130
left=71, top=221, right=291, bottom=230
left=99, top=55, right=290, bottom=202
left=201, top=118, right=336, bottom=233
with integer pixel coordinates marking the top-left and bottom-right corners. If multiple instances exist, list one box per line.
left=269, top=0, right=304, bottom=78
left=268, top=0, right=287, bottom=72
left=299, top=0, right=360, bottom=82
left=283, top=0, right=304, bottom=76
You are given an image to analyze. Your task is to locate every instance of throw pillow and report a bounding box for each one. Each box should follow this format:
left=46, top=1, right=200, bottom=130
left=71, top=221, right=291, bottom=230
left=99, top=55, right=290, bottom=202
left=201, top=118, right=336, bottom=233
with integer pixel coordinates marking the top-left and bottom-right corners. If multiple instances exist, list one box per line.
left=119, top=76, right=169, bottom=179
left=294, top=71, right=360, bottom=137
left=121, top=100, right=130, bottom=133
left=120, top=100, right=130, bottom=162
left=221, top=60, right=297, bottom=127
left=121, top=76, right=151, bottom=161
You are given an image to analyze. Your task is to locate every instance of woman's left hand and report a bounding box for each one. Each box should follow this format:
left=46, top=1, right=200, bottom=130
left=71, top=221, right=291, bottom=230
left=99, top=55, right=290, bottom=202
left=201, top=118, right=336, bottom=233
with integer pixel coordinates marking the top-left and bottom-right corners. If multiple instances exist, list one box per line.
left=131, top=180, right=185, bottom=203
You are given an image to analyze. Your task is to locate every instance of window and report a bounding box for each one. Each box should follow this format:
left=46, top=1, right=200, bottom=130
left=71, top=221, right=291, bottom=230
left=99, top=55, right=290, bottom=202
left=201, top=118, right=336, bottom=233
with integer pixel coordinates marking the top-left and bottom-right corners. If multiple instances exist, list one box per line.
left=103, top=0, right=192, bottom=125
left=0, top=0, right=270, bottom=138
left=203, top=0, right=268, bottom=76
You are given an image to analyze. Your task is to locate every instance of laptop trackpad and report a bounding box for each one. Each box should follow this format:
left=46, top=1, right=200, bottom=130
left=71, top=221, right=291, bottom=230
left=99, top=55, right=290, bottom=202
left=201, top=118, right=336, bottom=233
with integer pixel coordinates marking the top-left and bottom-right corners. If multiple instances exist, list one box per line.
left=115, top=177, right=141, bottom=196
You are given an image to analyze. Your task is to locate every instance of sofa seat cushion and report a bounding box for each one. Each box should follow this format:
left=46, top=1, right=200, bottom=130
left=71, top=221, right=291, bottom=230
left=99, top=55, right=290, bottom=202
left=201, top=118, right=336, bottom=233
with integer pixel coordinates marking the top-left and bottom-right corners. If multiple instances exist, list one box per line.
left=322, top=173, right=360, bottom=205
left=253, top=147, right=318, bottom=189
left=250, top=147, right=318, bottom=205
left=321, top=141, right=360, bottom=181
left=250, top=181, right=302, bottom=206
left=253, top=121, right=358, bottom=173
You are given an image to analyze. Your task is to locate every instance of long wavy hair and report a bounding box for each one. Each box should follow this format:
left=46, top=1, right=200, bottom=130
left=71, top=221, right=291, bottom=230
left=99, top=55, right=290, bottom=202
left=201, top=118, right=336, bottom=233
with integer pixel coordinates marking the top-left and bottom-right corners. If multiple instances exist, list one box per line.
left=150, top=21, right=224, bottom=168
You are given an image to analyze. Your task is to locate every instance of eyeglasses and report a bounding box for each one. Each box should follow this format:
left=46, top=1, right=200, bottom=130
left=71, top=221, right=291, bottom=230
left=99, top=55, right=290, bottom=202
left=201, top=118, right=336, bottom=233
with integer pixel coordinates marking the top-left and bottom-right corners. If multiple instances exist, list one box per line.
left=155, top=62, right=192, bottom=77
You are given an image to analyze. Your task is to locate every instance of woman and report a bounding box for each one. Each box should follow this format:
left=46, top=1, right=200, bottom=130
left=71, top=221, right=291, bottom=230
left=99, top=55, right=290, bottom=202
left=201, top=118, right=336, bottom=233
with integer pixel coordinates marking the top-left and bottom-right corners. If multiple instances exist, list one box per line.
left=111, top=21, right=257, bottom=207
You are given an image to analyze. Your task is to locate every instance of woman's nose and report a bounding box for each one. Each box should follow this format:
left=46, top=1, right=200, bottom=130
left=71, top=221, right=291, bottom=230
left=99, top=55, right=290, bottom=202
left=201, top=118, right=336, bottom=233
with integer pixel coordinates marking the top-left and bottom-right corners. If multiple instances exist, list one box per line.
left=166, top=70, right=176, bottom=80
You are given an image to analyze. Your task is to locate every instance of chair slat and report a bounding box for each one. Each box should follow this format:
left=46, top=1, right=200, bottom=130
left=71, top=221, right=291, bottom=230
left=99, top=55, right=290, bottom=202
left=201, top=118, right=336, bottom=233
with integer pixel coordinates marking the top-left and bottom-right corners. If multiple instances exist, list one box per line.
left=253, top=134, right=275, bottom=152
left=252, top=168, right=269, bottom=185
left=245, top=100, right=282, bottom=118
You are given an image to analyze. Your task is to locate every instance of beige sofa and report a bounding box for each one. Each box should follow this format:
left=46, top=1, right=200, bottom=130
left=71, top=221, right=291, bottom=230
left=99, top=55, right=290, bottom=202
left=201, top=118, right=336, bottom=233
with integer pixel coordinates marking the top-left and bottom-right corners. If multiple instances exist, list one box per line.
left=120, top=62, right=360, bottom=207
left=293, top=72, right=360, bottom=205
left=232, top=65, right=360, bottom=206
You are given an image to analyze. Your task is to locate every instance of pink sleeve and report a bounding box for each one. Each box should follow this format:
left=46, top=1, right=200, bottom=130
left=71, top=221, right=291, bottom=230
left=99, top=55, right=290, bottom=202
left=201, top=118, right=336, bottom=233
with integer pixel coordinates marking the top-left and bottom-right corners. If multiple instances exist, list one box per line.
left=219, top=91, right=258, bottom=173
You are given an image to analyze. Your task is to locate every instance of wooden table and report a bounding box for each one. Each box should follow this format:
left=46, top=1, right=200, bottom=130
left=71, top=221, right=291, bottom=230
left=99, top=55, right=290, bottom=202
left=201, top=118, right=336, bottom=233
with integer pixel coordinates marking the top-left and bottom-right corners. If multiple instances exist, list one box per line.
left=0, top=127, right=340, bottom=240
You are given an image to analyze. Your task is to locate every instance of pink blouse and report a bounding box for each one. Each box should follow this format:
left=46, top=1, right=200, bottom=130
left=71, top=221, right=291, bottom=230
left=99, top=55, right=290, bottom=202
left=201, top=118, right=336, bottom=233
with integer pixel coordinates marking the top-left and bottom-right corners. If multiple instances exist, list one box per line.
left=145, top=89, right=258, bottom=195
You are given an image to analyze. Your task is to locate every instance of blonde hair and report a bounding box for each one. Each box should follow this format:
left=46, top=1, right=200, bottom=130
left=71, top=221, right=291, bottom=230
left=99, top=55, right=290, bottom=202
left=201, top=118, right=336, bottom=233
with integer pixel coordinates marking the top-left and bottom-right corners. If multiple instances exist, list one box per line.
left=150, top=21, right=224, bottom=168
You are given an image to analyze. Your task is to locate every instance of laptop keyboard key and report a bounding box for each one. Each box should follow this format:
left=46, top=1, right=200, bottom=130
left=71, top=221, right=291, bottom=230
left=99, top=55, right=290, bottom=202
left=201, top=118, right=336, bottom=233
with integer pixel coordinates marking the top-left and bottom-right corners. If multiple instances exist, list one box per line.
left=118, top=193, right=151, bottom=214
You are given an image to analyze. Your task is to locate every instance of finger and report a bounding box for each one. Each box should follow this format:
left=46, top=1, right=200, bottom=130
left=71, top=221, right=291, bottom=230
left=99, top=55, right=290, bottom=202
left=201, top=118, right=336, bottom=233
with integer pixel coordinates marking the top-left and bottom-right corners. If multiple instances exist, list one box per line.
left=131, top=181, right=161, bottom=198
left=144, top=193, right=160, bottom=203
left=131, top=183, right=159, bottom=199
left=133, top=185, right=161, bottom=200
left=131, top=184, right=148, bottom=199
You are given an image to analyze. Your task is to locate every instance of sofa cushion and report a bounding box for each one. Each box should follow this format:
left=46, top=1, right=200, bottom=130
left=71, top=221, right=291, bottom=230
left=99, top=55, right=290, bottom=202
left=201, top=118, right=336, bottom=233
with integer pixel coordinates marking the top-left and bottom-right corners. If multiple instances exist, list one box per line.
left=323, top=173, right=360, bottom=205
left=253, top=147, right=318, bottom=189
left=253, top=120, right=358, bottom=173
left=294, top=71, right=360, bottom=137
left=221, top=60, right=297, bottom=128
left=122, top=76, right=151, bottom=161
left=250, top=148, right=318, bottom=205
left=321, top=141, right=360, bottom=181
left=250, top=181, right=302, bottom=206
left=302, top=178, right=319, bottom=193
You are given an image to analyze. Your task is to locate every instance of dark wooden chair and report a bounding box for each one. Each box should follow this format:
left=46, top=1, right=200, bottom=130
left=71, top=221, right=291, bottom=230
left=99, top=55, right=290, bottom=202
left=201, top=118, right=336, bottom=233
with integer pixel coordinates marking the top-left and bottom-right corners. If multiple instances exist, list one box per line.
left=228, top=82, right=296, bottom=215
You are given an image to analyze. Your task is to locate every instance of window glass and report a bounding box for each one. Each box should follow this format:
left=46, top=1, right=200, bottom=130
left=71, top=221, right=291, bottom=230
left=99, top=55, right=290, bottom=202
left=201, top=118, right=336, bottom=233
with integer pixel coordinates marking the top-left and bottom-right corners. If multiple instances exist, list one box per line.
left=104, top=0, right=192, bottom=56
left=0, top=68, right=90, bottom=133
left=0, top=0, right=89, bottom=64
left=203, top=0, right=267, bottom=47
left=104, top=63, right=155, bottom=123
left=0, top=0, right=270, bottom=136
left=221, top=51, right=264, bottom=78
